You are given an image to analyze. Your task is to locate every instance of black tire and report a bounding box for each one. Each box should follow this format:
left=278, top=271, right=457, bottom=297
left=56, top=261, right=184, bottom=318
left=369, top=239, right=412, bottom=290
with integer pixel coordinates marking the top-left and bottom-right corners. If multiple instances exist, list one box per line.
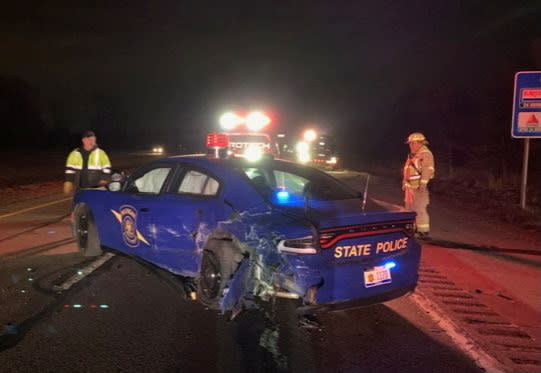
left=73, top=204, right=103, bottom=257
left=197, top=240, right=242, bottom=309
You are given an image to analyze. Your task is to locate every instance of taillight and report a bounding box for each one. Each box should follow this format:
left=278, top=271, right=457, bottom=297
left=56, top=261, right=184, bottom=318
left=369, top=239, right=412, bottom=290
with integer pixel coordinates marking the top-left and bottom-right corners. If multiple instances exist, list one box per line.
left=319, top=220, right=415, bottom=249
left=405, top=222, right=415, bottom=236
left=278, top=236, right=317, bottom=254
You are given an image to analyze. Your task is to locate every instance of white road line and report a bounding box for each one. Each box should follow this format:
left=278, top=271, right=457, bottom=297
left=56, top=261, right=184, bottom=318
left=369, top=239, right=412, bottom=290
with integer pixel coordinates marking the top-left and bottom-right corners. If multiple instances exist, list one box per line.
left=410, top=291, right=505, bottom=373
left=0, top=197, right=71, bottom=220
left=54, top=252, right=116, bottom=291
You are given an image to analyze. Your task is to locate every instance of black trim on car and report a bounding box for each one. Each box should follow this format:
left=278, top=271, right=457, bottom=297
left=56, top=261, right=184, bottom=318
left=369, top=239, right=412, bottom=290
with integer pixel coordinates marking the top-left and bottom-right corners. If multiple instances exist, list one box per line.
left=296, top=285, right=416, bottom=314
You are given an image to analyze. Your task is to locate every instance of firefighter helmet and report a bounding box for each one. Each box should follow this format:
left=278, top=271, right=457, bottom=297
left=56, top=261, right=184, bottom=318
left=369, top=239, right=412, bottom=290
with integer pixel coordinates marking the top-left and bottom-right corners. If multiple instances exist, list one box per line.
left=406, top=132, right=428, bottom=144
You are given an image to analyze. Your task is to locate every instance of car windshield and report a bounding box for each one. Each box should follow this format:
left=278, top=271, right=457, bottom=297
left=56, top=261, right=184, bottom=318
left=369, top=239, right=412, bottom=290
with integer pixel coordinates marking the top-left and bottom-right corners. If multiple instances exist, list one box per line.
left=239, top=161, right=358, bottom=203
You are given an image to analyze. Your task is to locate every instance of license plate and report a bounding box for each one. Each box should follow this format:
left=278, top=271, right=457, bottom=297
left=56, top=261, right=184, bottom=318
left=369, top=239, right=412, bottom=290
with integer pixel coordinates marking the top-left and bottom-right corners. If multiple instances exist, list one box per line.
left=364, top=266, right=392, bottom=288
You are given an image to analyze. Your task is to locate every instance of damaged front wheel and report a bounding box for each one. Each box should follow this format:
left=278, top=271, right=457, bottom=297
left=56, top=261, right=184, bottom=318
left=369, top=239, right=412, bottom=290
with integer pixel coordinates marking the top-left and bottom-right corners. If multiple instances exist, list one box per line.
left=197, top=240, right=240, bottom=310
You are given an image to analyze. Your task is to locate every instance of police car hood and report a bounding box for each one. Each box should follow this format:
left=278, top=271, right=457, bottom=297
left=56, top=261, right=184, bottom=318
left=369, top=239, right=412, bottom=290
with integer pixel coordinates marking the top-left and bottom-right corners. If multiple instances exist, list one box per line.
left=275, top=198, right=415, bottom=230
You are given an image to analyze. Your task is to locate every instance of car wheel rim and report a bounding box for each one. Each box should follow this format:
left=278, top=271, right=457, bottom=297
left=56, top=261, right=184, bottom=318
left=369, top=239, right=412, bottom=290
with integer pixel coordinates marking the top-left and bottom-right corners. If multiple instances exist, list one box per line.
left=77, top=214, right=89, bottom=249
left=201, top=252, right=222, bottom=300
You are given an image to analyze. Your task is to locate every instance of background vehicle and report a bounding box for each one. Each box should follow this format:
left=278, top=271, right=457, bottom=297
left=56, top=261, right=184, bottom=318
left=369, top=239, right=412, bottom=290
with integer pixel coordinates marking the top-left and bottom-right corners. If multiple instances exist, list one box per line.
left=296, top=131, right=340, bottom=170
left=218, top=111, right=277, bottom=161
left=275, top=133, right=296, bottom=161
left=151, top=145, right=164, bottom=154
left=309, top=134, right=340, bottom=170
left=227, top=132, right=276, bottom=159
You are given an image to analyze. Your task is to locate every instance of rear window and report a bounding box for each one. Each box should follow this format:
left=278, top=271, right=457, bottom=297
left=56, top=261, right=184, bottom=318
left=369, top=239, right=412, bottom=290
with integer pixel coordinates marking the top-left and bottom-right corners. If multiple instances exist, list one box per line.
left=240, top=162, right=357, bottom=202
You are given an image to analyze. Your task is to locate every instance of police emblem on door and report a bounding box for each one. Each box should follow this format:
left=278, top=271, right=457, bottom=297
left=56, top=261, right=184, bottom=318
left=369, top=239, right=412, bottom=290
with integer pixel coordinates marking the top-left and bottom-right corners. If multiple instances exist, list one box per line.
left=111, top=205, right=150, bottom=248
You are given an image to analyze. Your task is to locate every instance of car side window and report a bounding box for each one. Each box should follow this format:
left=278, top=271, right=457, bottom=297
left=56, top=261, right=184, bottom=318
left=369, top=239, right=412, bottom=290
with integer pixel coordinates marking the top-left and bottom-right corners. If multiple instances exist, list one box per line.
left=178, top=170, right=220, bottom=196
left=132, top=167, right=172, bottom=194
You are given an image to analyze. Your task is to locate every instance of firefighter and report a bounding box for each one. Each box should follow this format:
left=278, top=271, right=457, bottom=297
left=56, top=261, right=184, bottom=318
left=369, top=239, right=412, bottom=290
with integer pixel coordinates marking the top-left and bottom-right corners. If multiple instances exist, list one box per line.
left=63, top=131, right=112, bottom=195
left=402, top=132, right=435, bottom=238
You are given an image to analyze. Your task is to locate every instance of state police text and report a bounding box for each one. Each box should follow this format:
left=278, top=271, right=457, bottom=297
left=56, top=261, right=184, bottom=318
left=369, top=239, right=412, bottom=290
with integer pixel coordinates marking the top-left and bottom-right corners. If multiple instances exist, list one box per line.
left=333, top=238, right=409, bottom=258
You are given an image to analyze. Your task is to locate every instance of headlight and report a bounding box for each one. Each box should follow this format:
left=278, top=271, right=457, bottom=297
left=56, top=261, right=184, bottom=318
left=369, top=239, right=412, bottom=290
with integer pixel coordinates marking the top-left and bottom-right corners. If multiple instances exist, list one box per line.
left=295, top=141, right=311, bottom=164
left=244, top=145, right=263, bottom=162
left=278, top=236, right=317, bottom=254
left=220, top=112, right=243, bottom=130
left=303, top=129, right=317, bottom=142
left=246, top=111, right=271, bottom=131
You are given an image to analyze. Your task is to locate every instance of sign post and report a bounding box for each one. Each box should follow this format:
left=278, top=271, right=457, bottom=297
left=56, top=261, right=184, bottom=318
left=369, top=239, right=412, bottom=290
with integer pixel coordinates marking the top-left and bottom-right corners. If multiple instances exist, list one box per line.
left=511, top=71, right=541, bottom=209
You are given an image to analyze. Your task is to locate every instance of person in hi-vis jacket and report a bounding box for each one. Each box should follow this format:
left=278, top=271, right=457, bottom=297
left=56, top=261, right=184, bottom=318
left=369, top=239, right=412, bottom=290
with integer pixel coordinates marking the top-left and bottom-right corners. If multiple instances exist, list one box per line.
left=64, top=130, right=111, bottom=195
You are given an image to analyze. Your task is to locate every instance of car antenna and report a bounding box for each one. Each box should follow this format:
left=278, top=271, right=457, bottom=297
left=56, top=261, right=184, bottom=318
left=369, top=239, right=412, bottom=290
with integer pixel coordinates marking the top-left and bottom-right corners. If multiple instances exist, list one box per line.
left=361, top=173, right=370, bottom=213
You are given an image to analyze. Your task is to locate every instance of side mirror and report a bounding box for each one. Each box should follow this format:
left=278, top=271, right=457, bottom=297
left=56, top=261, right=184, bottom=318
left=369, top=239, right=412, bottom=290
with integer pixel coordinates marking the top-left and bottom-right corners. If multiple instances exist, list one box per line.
left=111, top=171, right=125, bottom=183
left=108, top=181, right=122, bottom=192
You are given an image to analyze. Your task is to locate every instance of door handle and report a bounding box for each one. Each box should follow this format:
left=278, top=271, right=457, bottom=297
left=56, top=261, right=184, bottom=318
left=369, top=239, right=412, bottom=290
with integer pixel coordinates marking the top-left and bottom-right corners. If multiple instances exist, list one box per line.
left=139, top=207, right=150, bottom=213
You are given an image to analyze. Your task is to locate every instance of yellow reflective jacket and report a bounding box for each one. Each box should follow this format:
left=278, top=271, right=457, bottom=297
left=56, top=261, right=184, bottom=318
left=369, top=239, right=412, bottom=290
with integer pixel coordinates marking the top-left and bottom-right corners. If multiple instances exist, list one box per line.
left=65, top=147, right=111, bottom=188
left=403, top=145, right=435, bottom=189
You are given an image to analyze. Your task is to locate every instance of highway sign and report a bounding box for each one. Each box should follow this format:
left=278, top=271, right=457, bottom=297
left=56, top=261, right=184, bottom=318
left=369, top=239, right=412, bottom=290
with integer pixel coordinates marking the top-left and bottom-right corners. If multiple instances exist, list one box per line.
left=512, top=71, right=541, bottom=138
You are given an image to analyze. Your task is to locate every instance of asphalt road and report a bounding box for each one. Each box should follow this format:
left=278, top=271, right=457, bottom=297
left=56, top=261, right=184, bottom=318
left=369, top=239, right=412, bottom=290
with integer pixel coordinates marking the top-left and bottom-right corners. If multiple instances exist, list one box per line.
left=0, top=192, right=485, bottom=372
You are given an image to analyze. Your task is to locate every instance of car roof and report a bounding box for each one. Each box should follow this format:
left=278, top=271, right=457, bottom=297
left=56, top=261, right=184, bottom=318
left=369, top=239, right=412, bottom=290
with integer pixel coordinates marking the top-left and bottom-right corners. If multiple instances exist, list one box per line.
left=163, top=154, right=299, bottom=171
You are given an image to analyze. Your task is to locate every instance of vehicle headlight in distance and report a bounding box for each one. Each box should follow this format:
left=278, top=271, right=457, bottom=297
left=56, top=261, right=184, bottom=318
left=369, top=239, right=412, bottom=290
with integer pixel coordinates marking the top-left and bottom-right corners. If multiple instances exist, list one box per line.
left=246, top=111, right=271, bottom=131
left=244, top=145, right=263, bottom=161
left=326, top=156, right=337, bottom=164
left=278, top=236, right=317, bottom=254
left=296, top=141, right=310, bottom=163
left=220, top=112, right=243, bottom=130
left=303, top=129, right=317, bottom=142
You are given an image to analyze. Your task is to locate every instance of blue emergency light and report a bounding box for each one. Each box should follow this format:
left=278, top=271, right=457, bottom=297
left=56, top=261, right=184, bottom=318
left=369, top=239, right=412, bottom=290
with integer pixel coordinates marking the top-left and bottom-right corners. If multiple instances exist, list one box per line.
left=276, top=190, right=290, bottom=203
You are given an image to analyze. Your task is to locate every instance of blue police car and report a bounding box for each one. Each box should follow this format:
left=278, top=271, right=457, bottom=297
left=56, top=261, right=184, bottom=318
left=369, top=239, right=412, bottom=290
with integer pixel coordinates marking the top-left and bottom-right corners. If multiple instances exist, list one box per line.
left=72, top=154, right=421, bottom=314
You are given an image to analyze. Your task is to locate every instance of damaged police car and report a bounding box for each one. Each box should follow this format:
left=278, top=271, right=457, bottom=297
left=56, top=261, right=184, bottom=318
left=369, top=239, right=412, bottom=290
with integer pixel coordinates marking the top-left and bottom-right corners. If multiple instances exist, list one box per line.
left=72, top=152, right=421, bottom=315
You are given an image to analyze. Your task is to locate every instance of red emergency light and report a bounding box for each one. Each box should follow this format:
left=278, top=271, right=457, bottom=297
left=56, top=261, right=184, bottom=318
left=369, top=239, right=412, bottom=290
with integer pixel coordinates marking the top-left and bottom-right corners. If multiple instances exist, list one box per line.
left=206, top=132, right=229, bottom=148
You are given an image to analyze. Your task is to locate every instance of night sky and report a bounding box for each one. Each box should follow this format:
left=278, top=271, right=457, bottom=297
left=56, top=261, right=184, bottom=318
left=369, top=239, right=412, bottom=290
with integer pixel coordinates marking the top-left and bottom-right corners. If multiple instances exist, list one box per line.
left=1, top=1, right=540, bottom=164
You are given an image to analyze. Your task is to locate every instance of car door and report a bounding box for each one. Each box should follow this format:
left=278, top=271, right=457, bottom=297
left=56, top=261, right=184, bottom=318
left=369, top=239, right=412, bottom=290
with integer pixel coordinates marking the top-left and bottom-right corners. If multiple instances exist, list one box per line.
left=106, top=163, right=177, bottom=262
left=151, top=166, right=226, bottom=277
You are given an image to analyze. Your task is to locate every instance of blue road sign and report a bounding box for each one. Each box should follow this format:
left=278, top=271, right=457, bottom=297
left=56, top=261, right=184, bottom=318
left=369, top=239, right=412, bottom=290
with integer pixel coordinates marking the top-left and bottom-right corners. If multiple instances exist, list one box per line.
left=512, top=71, right=541, bottom=138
